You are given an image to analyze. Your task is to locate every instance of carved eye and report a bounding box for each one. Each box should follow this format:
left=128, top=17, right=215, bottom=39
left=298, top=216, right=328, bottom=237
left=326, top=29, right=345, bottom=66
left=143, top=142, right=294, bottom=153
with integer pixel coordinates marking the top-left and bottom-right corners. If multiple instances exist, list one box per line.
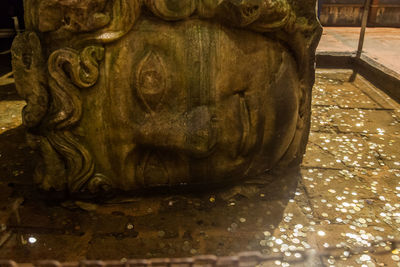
left=139, top=69, right=164, bottom=95
left=136, top=51, right=168, bottom=112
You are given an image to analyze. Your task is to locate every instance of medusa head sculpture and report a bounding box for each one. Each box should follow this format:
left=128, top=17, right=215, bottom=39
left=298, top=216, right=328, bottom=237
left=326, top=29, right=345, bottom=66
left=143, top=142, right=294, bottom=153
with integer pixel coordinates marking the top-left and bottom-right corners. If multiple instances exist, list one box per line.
left=12, top=0, right=321, bottom=194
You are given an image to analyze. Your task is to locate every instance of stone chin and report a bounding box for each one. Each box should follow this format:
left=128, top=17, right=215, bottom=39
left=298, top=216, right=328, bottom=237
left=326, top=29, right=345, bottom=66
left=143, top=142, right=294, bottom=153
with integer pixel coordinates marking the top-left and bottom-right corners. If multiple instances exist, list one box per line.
left=80, top=18, right=300, bottom=190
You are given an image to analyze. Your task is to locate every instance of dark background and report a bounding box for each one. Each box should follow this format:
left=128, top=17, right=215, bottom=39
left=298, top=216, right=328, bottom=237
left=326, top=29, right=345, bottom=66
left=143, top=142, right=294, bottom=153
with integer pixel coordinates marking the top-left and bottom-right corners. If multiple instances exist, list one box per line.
left=0, top=0, right=23, bottom=53
left=0, top=0, right=24, bottom=28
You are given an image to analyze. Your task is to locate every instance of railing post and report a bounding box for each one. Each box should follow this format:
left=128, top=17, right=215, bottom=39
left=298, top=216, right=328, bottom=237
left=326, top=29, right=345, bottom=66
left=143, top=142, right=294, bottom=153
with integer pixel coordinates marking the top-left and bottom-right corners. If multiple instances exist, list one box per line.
left=357, top=0, right=372, bottom=58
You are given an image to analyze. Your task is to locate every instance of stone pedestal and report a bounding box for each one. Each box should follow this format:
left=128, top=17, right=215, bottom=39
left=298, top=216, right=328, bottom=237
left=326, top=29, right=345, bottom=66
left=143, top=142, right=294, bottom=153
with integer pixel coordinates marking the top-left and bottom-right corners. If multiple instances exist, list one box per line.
left=12, top=0, right=321, bottom=193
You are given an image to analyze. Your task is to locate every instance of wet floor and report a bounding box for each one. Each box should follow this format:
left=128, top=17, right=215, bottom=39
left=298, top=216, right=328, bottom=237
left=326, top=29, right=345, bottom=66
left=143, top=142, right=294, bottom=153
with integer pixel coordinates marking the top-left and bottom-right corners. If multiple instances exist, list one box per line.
left=0, top=69, right=399, bottom=266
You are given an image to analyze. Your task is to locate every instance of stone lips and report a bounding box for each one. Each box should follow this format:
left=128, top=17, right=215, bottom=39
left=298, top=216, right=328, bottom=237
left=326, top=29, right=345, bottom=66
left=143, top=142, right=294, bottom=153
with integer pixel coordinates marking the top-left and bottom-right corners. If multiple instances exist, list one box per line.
left=12, top=0, right=322, bottom=193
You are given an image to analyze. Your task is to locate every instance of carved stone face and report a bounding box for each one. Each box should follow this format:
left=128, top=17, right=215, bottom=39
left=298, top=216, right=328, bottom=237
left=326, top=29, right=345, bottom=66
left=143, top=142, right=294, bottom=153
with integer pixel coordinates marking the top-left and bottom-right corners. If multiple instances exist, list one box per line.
left=81, top=17, right=300, bottom=189
left=13, top=0, right=321, bottom=193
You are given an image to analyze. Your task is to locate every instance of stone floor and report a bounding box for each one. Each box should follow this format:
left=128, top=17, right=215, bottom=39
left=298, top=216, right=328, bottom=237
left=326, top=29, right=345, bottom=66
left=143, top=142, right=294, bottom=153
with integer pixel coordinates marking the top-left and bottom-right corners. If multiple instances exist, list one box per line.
left=318, top=27, right=400, bottom=75
left=0, top=69, right=399, bottom=267
left=279, top=69, right=400, bottom=267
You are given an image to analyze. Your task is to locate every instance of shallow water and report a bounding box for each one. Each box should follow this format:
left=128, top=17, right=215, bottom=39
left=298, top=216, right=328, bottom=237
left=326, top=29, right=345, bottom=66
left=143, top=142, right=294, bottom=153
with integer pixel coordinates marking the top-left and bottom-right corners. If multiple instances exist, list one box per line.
left=0, top=69, right=399, bottom=266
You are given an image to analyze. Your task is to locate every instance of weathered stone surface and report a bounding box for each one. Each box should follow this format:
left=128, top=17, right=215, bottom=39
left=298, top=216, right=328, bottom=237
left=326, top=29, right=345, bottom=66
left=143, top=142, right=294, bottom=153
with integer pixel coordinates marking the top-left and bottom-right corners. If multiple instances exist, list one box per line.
left=12, top=0, right=321, bottom=193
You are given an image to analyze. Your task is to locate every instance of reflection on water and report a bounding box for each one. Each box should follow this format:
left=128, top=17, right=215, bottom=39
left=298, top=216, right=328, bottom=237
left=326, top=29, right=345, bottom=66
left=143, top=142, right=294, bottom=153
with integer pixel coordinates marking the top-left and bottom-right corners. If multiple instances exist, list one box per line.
left=0, top=69, right=400, bottom=266
left=0, top=128, right=299, bottom=261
